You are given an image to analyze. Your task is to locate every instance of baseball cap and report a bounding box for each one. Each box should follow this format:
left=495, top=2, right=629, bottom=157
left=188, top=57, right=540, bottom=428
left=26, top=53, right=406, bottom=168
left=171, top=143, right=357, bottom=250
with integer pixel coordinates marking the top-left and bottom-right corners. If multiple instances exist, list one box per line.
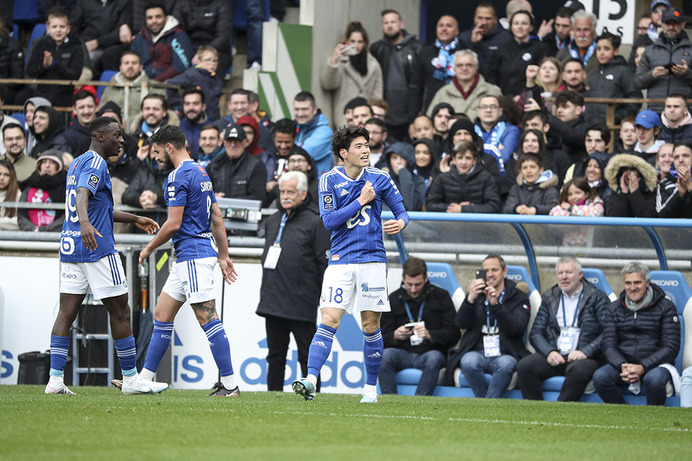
left=635, top=110, right=662, bottom=129
left=650, top=0, right=672, bottom=12
left=224, top=123, right=247, bottom=141
left=662, top=7, right=685, bottom=24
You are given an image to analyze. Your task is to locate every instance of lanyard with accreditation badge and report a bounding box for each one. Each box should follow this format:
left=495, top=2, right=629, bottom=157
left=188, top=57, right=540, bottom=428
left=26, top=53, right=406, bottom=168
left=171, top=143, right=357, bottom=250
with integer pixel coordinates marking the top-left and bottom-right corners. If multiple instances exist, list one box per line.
left=404, top=298, right=426, bottom=346
left=263, top=214, right=287, bottom=270
left=482, top=289, right=505, bottom=357
left=558, top=290, right=583, bottom=354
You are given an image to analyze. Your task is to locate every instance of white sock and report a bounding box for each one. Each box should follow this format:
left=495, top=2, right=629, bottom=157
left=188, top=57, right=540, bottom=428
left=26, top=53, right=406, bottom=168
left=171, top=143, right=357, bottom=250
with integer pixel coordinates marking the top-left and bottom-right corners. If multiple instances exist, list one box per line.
left=221, top=374, right=237, bottom=389
left=123, top=374, right=138, bottom=386
left=306, top=375, right=317, bottom=387
left=363, top=384, right=378, bottom=396
left=140, top=369, right=155, bottom=381
left=48, top=376, right=63, bottom=386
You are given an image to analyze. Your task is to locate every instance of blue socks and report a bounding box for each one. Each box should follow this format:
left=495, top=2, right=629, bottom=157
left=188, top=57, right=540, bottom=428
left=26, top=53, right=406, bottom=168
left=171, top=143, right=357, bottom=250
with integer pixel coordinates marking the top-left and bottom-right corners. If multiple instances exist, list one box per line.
left=49, top=335, right=70, bottom=378
left=307, top=324, right=336, bottom=377
left=142, top=321, right=174, bottom=374
left=363, top=328, right=383, bottom=386
left=202, top=319, right=234, bottom=377
left=114, top=335, right=137, bottom=377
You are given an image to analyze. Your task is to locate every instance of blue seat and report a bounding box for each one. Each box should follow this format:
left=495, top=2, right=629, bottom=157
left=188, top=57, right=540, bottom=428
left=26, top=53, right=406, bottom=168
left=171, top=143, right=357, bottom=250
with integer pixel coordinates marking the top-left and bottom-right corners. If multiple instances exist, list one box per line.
left=10, top=112, right=25, bottom=127
left=649, top=271, right=688, bottom=375
left=582, top=267, right=617, bottom=301
left=26, top=23, right=46, bottom=62
left=13, top=0, right=40, bottom=24
left=97, top=70, right=118, bottom=102
left=425, top=262, right=464, bottom=310
left=12, top=24, right=18, bottom=40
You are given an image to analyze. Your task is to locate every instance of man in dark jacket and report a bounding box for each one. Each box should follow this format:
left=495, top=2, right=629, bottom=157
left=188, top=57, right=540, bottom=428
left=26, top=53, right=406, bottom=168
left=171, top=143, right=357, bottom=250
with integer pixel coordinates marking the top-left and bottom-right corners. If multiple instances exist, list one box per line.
left=541, top=7, right=574, bottom=57
left=256, top=171, right=330, bottom=392
left=121, top=142, right=170, bottom=227
left=444, top=254, right=530, bottom=398
left=658, top=94, right=692, bottom=144
left=0, top=16, right=25, bottom=104
left=593, top=262, right=681, bottom=405
left=370, top=9, right=423, bottom=141
left=208, top=122, right=267, bottom=203
left=53, top=90, right=96, bottom=156
left=517, top=256, right=610, bottom=401
left=379, top=257, right=460, bottom=396
left=458, top=2, right=512, bottom=79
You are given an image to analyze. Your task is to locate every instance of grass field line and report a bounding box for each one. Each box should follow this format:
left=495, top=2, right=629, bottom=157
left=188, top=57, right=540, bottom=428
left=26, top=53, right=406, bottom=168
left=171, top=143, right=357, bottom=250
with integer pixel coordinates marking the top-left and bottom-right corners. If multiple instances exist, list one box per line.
left=272, top=410, right=692, bottom=433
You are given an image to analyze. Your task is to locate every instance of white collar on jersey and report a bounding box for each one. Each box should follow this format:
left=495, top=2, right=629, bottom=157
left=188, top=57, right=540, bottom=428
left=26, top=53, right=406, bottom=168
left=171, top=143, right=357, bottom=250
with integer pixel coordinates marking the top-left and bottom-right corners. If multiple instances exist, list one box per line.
left=336, top=166, right=366, bottom=182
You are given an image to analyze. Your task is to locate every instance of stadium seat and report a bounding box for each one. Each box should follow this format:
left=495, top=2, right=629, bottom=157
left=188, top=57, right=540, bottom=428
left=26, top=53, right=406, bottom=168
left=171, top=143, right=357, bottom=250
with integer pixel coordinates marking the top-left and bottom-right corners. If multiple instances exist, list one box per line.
left=582, top=267, right=617, bottom=301
left=97, top=70, right=118, bottom=101
left=506, top=265, right=542, bottom=350
left=10, top=112, right=25, bottom=127
left=12, top=24, right=18, bottom=40
left=26, top=23, right=46, bottom=62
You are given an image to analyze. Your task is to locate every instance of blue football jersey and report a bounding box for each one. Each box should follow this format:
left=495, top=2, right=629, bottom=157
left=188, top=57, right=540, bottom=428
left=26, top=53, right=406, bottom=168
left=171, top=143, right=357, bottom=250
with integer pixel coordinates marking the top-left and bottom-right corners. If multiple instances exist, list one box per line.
left=319, top=166, right=403, bottom=264
left=164, top=160, right=218, bottom=262
left=60, top=151, right=117, bottom=262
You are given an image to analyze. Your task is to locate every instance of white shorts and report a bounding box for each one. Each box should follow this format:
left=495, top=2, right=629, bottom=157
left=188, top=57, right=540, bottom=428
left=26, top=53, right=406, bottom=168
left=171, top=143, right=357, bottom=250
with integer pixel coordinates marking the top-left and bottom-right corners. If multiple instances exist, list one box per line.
left=320, top=262, right=390, bottom=314
left=60, top=253, right=128, bottom=300
left=163, top=257, right=217, bottom=304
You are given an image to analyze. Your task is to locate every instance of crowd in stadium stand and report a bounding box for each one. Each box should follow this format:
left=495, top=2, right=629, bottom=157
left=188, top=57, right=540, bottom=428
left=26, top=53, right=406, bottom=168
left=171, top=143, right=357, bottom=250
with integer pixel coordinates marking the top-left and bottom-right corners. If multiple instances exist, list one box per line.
left=2, top=0, right=692, bottom=232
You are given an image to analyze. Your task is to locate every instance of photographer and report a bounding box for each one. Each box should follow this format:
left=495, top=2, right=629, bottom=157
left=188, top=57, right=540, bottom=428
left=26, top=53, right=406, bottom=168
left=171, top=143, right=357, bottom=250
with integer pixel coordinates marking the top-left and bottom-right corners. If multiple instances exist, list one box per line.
left=444, top=254, right=531, bottom=398
left=635, top=7, right=692, bottom=113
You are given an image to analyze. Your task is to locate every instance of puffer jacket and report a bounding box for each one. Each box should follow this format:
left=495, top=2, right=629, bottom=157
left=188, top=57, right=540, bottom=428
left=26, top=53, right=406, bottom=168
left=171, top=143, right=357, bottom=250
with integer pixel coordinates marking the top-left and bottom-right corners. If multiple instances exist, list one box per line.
left=69, top=0, right=131, bottom=47
left=207, top=150, right=267, bottom=202
left=502, top=171, right=559, bottom=215
left=658, top=112, right=692, bottom=145
left=172, top=0, right=232, bottom=53
left=425, top=163, right=501, bottom=213
left=530, top=280, right=610, bottom=359
left=0, top=31, right=24, bottom=94
left=459, top=23, right=512, bottom=79
left=602, top=283, right=680, bottom=373
left=585, top=55, right=641, bottom=124
left=604, top=154, right=658, bottom=217
left=487, top=37, right=547, bottom=97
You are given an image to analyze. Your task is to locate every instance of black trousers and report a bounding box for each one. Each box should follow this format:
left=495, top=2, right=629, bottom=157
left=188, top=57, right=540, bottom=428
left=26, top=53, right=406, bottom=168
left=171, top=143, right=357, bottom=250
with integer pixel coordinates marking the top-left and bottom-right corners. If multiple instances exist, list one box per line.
left=516, top=352, right=603, bottom=401
left=265, top=315, right=318, bottom=392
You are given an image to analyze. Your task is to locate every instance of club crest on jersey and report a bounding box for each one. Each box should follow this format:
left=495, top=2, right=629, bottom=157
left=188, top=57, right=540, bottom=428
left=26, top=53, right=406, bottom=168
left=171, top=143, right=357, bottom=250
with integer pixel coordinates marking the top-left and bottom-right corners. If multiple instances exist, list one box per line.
left=323, top=193, right=335, bottom=210
left=87, top=174, right=99, bottom=188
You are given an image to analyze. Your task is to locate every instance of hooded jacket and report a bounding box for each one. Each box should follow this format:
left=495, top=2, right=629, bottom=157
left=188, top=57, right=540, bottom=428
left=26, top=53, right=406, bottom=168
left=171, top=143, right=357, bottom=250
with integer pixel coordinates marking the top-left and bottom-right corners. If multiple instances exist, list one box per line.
left=382, top=142, right=426, bottom=211
left=29, top=107, right=67, bottom=159
left=658, top=111, right=692, bottom=144
left=443, top=119, right=502, bottom=184
left=23, top=97, right=52, bottom=155
left=502, top=170, right=559, bottom=214
left=295, top=110, right=333, bottom=177
left=602, top=283, right=680, bottom=373
left=604, top=153, right=658, bottom=217
left=585, top=55, right=641, bottom=124
left=131, top=15, right=194, bottom=81
left=426, top=162, right=501, bottom=213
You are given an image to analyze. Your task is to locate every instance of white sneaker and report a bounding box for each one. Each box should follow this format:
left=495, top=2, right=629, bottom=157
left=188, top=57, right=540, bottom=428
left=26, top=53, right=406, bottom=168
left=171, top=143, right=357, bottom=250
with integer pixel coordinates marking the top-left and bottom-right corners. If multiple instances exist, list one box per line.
left=45, top=380, right=75, bottom=395
left=249, top=61, right=262, bottom=71
left=121, top=375, right=168, bottom=395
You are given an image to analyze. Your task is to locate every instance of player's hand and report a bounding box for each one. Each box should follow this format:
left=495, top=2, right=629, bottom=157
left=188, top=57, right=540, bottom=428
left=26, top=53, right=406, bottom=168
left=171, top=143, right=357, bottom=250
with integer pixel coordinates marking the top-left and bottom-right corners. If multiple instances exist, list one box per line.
left=567, top=350, right=587, bottom=362
left=43, top=51, right=53, bottom=68
left=547, top=351, right=565, bottom=367
left=383, top=218, right=405, bottom=235
left=80, top=221, right=102, bottom=251
left=357, top=180, right=376, bottom=205
left=134, top=216, right=159, bottom=234
left=139, top=245, right=152, bottom=266
left=219, top=256, right=238, bottom=284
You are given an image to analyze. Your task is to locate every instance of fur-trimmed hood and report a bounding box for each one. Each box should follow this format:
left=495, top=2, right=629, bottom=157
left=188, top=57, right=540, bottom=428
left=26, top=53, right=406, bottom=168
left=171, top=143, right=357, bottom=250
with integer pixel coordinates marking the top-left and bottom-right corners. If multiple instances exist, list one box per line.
left=604, top=153, right=658, bottom=192
left=515, top=169, right=559, bottom=188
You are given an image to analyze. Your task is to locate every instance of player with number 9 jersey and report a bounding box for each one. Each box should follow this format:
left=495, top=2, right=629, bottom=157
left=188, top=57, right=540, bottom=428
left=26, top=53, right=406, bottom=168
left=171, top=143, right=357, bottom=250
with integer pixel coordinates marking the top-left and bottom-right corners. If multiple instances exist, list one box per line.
left=60, top=150, right=116, bottom=262
left=164, top=160, right=218, bottom=262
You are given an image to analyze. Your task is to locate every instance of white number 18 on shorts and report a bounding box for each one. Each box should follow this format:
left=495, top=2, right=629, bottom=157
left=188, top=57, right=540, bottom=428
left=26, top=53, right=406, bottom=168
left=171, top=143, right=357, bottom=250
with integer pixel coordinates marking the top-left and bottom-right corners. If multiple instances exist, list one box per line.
left=319, top=262, right=390, bottom=314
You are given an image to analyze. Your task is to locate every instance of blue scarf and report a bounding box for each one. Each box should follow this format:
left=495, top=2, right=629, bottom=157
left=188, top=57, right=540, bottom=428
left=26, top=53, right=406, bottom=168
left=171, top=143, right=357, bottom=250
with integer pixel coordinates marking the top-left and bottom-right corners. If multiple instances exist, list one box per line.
left=568, top=40, right=596, bottom=65
left=432, top=37, right=459, bottom=82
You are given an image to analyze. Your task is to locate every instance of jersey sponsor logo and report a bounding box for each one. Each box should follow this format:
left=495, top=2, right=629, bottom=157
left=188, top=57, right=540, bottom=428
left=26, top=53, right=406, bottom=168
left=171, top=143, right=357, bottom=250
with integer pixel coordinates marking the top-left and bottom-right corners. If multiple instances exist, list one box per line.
left=361, top=283, right=385, bottom=293
left=335, top=181, right=348, bottom=188
left=87, top=174, right=99, bottom=189
left=322, top=193, right=335, bottom=210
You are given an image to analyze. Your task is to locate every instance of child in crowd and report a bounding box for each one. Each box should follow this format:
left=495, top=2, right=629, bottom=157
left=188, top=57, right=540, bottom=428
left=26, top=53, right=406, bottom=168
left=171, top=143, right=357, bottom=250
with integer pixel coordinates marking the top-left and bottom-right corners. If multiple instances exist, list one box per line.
left=503, top=153, right=559, bottom=215
left=549, top=178, right=605, bottom=217
left=412, top=139, right=435, bottom=189
left=167, top=46, right=223, bottom=122
left=634, top=110, right=665, bottom=163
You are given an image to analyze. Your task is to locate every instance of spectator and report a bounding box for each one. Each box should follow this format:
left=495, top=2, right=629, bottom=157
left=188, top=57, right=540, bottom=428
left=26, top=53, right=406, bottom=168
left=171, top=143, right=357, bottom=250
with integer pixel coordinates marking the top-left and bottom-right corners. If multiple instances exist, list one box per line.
left=100, top=51, right=166, bottom=131
left=121, top=138, right=169, bottom=212
left=635, top=7, right=692, bottom=113
left=370, top=9, right=424, bottom=142
left=408, top=15, right=461, bottom=117
left=240, top=0, right=265, bottom=70
left=487, top=10, right=547, bottom=97
left=474, top=95, right=521, bottom=175
left=0, top=15, right=25, bottom=105
left=634, top=109, right=665, bottom=163
left=129, top=94, right=177, bottom=148
left=521, top=58, right=564, bottom=115
left=17, top=150, right=66, bottom=232
left=0, top=158, right=20, bottom=230
left=351, top=102, right=374, bottom=128
left=604, top=153, right=658, bottom=217
left=364, top=117, right=388, bottom=169
left=320, top=21, right=383, bottom=128
left=24, top=7, right=86, bottom=108
left=521, top=110, right=571, bottom=183
left=593, top=262, right=681, bottom=406
left=430, top=102, right=453, bottom=150
left=54, top=90, right=97, bottom=157
left=379, top=257, right=460, bottom=396
left=0, top=89, right=19, bottom=157
left=177, top=88, right=208, bottom=159
left=658, top=142, right=692, bottom=218
left=654, top=141, right=674, bottom=177
left=425, top=140, right=501, bottom=213
left=443, top=117, right=501, bottom=183
left=131, top=1, right=194, bottom=82
left=29, top=106, right=68, bottom=159
left=382, top=142, right=425, bottom=211
left=237, top=115, right=274, bottom=189
left=517, top=256, right=609, bottom=401
left=503, top=129, right=560, bottom=196
left=197, top=124, right=224, bottom=170
left=216, top=89, right=250, bottom=129
left=564, top=123, right=611, bottom=182
left=207, top=122, right=267, bottom=202
left=561, top=57, right=587, bottom=93
left=658, top=94, right=692, bottom=145
left=167, top=46, right=223, bottom=122
left=616, top=115, right=638, bottom=153
left=23, top=97, right=52, bottom=155
left=556, top=10, right=599, bottom=79
left=585, top=32, right=641, bottom=125
left=264, top=118, right=309, bottom=203
left=256, top=171, right=330, bottom=392
left=459, top=2, right=511, bottom=79
left=286, top=150, right=319, bottom=208
left=412, top=138, right=435, bottom=189
left=627, top=12, right=655, bottom=73
left=1, top=123, right=36, bottom=183
left=246, top=90, right=273, bottom=152
left=172, top=0, right=233, bottom=75
left=550, top=177, right=605, bottom=217
left=69, top=0, right=132, bottom=74
left=368, top=98, right=389, bottom=122
left=583, top=151, right=612, bottom=205
left=132, top=0, right=178, bottom=33
left=445, top=254, right=530, bottom=398
left=411, top=114, right=435, bottom=143
left=542, top=7, right=575, bottom=57
left=293, top=91, right=333, bottom=177
left=503, top=153, right=559, bottom=215
left=427, top=50, right=501, bottom=125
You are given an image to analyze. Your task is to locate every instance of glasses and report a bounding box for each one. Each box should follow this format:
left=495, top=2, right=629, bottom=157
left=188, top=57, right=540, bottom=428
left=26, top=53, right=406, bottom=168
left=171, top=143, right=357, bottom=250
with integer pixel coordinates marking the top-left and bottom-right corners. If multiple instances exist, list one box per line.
left=288, top=158, right=307, bottom=164
left=478, top=105, right=500, bottom=111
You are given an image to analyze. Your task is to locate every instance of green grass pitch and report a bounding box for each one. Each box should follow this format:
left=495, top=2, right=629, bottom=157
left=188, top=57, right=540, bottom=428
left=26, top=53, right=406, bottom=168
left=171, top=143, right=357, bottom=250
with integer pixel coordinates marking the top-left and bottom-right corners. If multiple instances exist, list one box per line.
left=2, top=385, right=692, bottom=460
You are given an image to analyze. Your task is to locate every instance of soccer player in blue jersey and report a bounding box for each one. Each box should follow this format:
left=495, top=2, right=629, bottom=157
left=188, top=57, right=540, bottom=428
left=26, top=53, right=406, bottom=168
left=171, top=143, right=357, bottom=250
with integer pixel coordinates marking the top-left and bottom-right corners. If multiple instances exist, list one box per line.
left=292, top=125, right=409, bottom=403
left=47, top=116, right=168, bottom=395
left=130, top=125, right=241, bottom=396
